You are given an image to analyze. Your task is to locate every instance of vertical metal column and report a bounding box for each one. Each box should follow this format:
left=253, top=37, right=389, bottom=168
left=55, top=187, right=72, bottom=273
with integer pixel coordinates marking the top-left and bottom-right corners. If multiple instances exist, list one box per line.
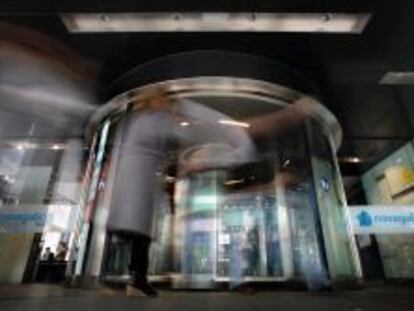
left=274, top=153, right=294, bottom=279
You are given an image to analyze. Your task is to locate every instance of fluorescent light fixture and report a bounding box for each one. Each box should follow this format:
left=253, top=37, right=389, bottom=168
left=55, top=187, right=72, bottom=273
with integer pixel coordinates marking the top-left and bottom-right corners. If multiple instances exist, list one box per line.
left=340, top=156, right=362, bottom=163
left=225, top=179, right=245, bottom=186
left=219, top=119, right=250, bottom=128
left=15, top=143, right=35, bottom=150
left=6, top=141, right=68, bottom=150
left=179, top=121, right=190, bottom=127
left=380, top=72, right=414, bottom=84
left=61, top=12, right=371, bottom=33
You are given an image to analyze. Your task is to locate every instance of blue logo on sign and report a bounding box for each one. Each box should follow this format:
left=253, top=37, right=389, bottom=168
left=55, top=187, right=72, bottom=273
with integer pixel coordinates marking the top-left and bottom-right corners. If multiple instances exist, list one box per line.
left=357, top=211, right=373, bottom=227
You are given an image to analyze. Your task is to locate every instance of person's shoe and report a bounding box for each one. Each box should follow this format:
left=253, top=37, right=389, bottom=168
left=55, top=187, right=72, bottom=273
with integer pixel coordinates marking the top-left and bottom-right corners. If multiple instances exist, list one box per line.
left=126, top=284, right=146, bottom=298
left=137, top=282, right=158, bottom=297
left=101, top=285, right=120, bottom=297
left=126, top=282, right=158, bottom=298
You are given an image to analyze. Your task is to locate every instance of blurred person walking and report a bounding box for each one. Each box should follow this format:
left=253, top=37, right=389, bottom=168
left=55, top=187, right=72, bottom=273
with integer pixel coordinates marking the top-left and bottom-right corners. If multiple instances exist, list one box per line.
left=107, top=89, right=175, bottom=298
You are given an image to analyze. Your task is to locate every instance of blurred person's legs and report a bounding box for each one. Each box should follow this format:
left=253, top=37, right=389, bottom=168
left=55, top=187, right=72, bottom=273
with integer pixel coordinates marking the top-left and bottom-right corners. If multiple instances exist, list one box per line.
left=127, top=233, right=158, bottom=297
left=229, top=233, right=254, bottom=294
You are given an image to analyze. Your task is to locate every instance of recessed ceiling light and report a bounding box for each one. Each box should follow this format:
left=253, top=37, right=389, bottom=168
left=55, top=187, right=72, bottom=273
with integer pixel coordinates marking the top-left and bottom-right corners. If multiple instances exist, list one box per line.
left=340, top=156, right=362, bottom=163
left=61, top=12, right=371, bottom=33
left=225, top=179, right=245, bottom=186
left=179, top=121, right=190, bottom=127
left=15, top=142, right=35, bottom=150
left=379, top=72, right=414, bottom=84
left=218, top=119, right=250, bottom=128
left=52, top=144, right=62, bottom=150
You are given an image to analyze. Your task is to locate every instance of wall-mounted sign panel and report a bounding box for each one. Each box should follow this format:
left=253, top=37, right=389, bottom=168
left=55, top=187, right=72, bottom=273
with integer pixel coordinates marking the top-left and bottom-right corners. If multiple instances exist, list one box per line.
left=349, top=206, right=414, bottom=234
left=0, top=204, right=77, bottom=233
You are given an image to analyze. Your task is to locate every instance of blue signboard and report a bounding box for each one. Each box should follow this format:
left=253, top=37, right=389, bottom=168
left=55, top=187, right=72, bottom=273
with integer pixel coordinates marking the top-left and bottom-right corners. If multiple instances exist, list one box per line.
left=349, top=206, right=414, bottom=234
left=0, top=205, right=75, bottom=233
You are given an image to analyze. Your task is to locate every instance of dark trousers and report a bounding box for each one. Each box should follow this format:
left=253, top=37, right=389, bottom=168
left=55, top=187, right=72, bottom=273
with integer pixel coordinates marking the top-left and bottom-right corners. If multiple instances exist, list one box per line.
left=109, top=230, right=151, bottom=285
left=129, top=234, right=151, bottom=285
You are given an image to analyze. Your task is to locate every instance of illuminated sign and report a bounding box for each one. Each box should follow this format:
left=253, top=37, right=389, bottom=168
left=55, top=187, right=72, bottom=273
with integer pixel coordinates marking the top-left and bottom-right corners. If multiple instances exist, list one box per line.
left=349, top=206, right=414, bottom=234
left=0, top=204, right=76, bottom=233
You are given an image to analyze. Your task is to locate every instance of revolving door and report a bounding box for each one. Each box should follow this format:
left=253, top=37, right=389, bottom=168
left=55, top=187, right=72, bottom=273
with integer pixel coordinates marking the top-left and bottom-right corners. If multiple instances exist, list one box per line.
left=71, top=52, right=361, bottom=289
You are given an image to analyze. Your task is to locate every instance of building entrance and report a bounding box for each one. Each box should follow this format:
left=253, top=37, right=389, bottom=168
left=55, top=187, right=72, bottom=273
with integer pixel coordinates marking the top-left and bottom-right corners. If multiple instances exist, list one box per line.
left=68, top=52, right=361, bottom=289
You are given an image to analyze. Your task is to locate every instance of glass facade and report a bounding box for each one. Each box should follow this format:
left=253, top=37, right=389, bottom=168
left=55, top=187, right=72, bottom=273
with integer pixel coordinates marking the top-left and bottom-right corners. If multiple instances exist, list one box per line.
left=0, top=139, right=85, bottom=283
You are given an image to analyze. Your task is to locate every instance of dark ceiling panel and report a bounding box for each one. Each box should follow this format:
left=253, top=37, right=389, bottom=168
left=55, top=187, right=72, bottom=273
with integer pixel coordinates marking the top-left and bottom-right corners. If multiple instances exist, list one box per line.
left=338, top=138, right=408, bottom=175
left=329, top=84, right=412, bottom=138
left=0, top=1, right=379, bottom=14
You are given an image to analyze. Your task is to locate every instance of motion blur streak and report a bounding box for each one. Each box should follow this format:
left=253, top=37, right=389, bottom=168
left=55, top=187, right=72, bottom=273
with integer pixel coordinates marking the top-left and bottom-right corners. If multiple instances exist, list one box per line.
left=0, top=23, right=98, bottom=139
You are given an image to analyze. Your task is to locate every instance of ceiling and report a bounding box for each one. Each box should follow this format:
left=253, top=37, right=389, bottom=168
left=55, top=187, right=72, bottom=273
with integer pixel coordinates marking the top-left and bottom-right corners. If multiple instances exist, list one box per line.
left=0, top=0, right=413, bottom=175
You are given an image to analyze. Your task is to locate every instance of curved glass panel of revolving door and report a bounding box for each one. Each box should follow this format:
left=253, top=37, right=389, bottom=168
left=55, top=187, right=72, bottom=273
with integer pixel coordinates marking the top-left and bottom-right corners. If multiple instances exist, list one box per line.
left=173, top=125, right=328, bottom=288
left=99, top=94, right=334, bottom=290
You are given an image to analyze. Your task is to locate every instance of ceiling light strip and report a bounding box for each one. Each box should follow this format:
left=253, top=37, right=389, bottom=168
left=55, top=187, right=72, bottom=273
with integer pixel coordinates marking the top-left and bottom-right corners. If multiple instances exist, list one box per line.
left=61, top=12, right=371, bottom=33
